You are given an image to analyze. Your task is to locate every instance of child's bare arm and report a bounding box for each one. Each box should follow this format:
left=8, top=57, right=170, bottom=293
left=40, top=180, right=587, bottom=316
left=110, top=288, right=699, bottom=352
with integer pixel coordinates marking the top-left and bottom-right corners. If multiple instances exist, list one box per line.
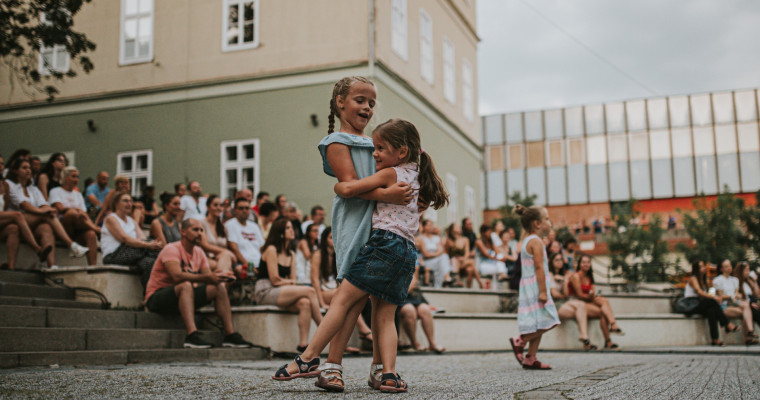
left=326, top=144, right=412, bottom=204
left=334, top=169, right=397, bottom=198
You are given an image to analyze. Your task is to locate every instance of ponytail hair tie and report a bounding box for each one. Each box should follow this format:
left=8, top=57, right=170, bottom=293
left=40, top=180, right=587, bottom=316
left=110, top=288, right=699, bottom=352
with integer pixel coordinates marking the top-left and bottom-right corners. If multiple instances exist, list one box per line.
left=420, top=148, right=425, bottom=154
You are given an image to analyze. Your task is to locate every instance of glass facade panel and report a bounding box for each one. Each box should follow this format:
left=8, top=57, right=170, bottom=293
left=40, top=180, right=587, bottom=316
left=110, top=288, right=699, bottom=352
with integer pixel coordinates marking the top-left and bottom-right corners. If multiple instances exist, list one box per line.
left=630, top=160, right=651, bottom=199
left=740, top=152, right=760, bottom=192
left=735, top=90, right=757, bottom=122
left=712, top=92, right=734, bottom=124
left=487, top=145, right=504, bottom=171
left=671, top=127, right=692, bottom=157
left=565, top=107, right=584, bottom=137
left=608, top=134, right=627, bottom=162
left=717, top=154, right=740, bottom=192
left=651, top=159, right=673, bottom=198
left=649, top=129, right=670, bottom=159
left=695, top=155, right=718, bottom=195
left=629, top=132, right=648, bottom=161
left=626, top=100, right=647, bottom=132
left=547, top=140, right=564, bottom=166
left=714, top=124, right=737, bottom=154
left=525, top=111, right=543, bottom=141
left=547, top=167, right=567, bottom=206
left=737, top=122, right=760, bottom=151
left=508, top=144, right=524, bottom=169
left=526, top=168, right=546, bottom=205
left=486, top=170, right=506, bottom=209
left=567, top=164, right=587, bottom=204
left=605, top=102, right=625, bottom=133
left=586, top=136, right=606, bottom=164
left=609, top=163, right=630, bottom=200
left=544, top=109, right=563, bottom=139
left=692, top=127, right=714, bottom=156
left=484, top=115, right=503, bottom=145
left=507, top=170, right=525, bottom=200
left=690, top=94, right=712, bottom=126
left=647, top=98, right=668, bottom=130
left=585, top=105, right=604, bottom=135
left=527, top=142, right=545, bottom=168
left=568, top=138, right=585, bottom=164
left=587, top=165, right=608, bottom=202
left=673, top=157, right=695, bottom=197
left=506, top=113, right=523, bottom=143
left=669, top=96, right=690, bottom=128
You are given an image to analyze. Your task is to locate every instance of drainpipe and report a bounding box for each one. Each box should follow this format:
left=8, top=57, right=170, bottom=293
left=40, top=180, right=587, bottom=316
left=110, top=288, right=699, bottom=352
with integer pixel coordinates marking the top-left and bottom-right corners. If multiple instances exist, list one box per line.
left=368, top=0, right=376, bottom=77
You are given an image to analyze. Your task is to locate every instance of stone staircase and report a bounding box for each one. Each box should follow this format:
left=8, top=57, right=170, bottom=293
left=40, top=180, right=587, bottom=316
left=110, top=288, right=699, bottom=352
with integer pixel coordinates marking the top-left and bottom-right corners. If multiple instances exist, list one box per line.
left=0, top=270, right=266, bottom=369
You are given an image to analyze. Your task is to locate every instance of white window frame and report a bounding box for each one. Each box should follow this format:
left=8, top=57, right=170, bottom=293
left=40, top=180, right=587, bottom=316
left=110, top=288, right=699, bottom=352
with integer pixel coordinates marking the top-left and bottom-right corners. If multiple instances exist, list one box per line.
left=119, top=0, right=154, bottom=65
left=222, top=0, right=260, bottom=52
left=464, top=185, right=475, bottom=220
left=116, top=150, right=152, bottom=197
left=220, top=139, right=260, bottom=202
left=443, top=36, right=456, bottom=104
left=391, top=0, right=408, bottom=60
left=462, top=58, right=474, bottom=121
left=419, top=8, right=434, bottom=85
left=38, top=12, right=70, bottom=75
left=446, top=173, right=458, bottom=225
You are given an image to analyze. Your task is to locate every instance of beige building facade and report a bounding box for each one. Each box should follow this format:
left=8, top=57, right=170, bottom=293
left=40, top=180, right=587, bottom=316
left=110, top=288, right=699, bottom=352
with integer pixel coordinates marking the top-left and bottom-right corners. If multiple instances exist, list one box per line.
left=1, top=0, right=482, bottom=227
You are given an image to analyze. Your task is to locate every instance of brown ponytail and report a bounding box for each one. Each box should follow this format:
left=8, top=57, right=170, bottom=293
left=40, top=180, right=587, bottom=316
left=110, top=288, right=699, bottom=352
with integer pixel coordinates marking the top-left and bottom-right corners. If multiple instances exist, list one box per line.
left=419, top=152, right=448, bottom=210
left=513, top=204, right=545, bottom=234
left=327, top=76, right=374, bottom=135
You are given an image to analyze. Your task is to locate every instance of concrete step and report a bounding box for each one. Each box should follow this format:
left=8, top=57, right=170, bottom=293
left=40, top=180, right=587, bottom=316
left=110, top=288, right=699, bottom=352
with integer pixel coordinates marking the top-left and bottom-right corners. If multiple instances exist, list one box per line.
left=0, top=270, right=45, bottom=285
left=0, top=244, right=103, bottom=270
left=0, top=296, right=104, bottom=310
left=43, top=266, right=143, bottom=309
left=0, top=347, right=267, bottom=369
left=0, top=305, right=188, bottom=330
left=0, top=327, right=221, bottom=352
left=0, top=282, right=73, bottom=300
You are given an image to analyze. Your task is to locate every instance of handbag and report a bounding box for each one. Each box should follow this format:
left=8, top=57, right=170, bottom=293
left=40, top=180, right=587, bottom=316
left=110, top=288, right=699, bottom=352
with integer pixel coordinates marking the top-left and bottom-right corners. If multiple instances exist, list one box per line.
left=674, top=297, right=700, bottom=314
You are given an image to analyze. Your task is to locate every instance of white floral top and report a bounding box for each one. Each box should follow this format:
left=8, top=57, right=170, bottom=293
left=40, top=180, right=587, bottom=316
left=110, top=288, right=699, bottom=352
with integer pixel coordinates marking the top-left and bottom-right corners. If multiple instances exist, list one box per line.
left=372, top=163, right=420, bottom=242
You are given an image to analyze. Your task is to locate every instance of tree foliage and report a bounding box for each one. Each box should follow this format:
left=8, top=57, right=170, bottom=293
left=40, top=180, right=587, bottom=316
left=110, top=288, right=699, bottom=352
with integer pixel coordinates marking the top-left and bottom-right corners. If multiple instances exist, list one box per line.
left=1, top=0, right=95, bottom=101
left=676, top=189, right=748, bottom=266
left=739, top=191, right=760, bottom=271
left=607, top=199, right=668, bottom=282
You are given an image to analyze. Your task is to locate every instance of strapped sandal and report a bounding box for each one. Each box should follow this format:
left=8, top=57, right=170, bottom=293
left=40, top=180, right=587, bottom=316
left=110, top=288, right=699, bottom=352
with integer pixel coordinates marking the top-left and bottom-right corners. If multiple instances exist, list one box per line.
left=748, top=330, right=759, bottom=339
left=605, top=339, right=620, bottom=350
left=368, top=363, right=383, bottom=390
left=315, top=363, right=345, bottom=392
left=272, top=355, right=320, bottom=381
left=609, top=324, right=625, bottom=336
left=579, top=339, right=597, bottom=351
left=431, top=345, right=446, bottom=354
left=725, top=323, right=740, bottom=333
left=509, top=336, right=525, bottom=365
left=522, top=356, right=551, bottom=370
left=746, top=338, right=760, bottom=345
left=359, top=331, right=373, bottom=342
left=379, top=373, right=408, bottom=393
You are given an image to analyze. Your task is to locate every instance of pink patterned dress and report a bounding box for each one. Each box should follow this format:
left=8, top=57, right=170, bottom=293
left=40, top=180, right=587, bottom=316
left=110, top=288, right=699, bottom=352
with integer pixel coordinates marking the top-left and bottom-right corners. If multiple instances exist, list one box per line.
left=517, top=234, right=560, bottom=334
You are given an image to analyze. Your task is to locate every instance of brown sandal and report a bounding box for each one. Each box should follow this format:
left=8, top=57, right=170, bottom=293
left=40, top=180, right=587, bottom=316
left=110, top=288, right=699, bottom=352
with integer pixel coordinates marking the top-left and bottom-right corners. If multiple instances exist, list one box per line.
left=379, top=373, right=408, bottom=393
left=315, top=363, right=344, bottom=392
left=509, top=336, right=525, bottom=365
left=580, top=338, right=597, bottom=351
left=522, top=355, right=551, bottom=370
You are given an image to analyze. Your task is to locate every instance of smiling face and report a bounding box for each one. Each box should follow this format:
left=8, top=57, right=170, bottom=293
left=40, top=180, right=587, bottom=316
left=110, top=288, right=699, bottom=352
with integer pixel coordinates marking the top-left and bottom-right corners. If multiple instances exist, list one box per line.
left=579, top=255, right=591, bottom=273
left=63, top=170, right=79, bottom=189
left=721, top=260, right=732, bottom=276
left=284, top=221, right=295, bottom=241
left=167, top=196, right=181, bottom=216
left=208, top=197, right=223, bottom=218
left=336, top=82, right=376, bottom=135
left=372, top=135, right=404, bottom=171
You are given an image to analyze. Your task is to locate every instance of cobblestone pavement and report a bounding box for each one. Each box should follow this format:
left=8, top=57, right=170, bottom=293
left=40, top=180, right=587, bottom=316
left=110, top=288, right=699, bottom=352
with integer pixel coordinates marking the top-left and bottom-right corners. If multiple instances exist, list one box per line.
left=1, top=351, right=759, bottom=399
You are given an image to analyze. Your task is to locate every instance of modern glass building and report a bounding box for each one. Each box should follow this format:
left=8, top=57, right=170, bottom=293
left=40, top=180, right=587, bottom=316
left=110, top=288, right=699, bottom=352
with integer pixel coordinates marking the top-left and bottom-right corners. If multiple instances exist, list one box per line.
left=481, top=88, right=760, bottom=219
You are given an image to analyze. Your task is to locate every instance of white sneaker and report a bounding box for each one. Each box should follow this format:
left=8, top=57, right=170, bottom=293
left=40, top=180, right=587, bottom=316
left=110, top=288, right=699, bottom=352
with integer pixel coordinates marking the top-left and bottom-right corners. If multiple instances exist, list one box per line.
left=69, top=243, right=89, bottom=258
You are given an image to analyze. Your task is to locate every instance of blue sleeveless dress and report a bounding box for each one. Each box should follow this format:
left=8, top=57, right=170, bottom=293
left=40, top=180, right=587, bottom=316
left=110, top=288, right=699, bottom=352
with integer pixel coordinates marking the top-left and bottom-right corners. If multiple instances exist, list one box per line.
left=517, top=234, right=560, bottom=334
left=318, top=132, right=376, bottom=280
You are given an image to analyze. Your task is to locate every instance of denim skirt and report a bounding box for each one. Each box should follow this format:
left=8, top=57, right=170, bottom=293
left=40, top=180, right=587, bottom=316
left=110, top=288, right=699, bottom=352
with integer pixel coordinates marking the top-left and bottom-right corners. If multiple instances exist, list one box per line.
left=344, top=229, right=417, bottom=306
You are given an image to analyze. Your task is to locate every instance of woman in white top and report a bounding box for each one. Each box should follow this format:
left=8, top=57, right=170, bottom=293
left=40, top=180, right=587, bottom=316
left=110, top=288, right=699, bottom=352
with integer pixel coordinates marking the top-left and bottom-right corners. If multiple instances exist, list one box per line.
left=198, top=194, right=236, bottom=275
left=101, top=192, right=163, bottom=287
left=295, top=223, right=319, bottom=285
left=0, top=166, right=52, bottom=269
left=5, top=159, right=88, bottom=268
left=682, top=260, right=737, bottom=346
left=474, top=224, right=509, bottom=281
left=96, top=175, right=144, bottom=227
left=734, top=261, right=760, bottom=339
left=416, top=219, right=452, bottom=288
left=49, top=167, right=100, bottom=266
left=713, top=259, right=755, bottom=345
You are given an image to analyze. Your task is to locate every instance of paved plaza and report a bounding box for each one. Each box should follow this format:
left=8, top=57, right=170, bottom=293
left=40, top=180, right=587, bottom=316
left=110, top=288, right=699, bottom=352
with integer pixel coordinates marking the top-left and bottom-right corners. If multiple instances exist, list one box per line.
left=1, top=350, right=759, bottom=399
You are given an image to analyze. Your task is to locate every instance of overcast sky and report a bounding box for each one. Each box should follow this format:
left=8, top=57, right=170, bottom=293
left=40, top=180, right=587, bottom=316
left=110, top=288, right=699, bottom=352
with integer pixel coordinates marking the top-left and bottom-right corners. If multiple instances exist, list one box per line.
left=476, top=0, right=760, bottom=115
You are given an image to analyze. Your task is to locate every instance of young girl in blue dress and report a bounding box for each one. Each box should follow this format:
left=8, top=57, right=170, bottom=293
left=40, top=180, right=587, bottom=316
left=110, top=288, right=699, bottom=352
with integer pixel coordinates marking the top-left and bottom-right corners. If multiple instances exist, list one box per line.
left=509, top=204, right=560, bottom=369
left=273, top=118, right=448, bottom=393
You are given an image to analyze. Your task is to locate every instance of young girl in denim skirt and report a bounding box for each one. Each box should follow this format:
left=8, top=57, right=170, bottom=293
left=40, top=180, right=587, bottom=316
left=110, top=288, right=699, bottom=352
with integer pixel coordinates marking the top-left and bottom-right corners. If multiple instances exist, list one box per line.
left=273, top=118, right=448, bottom=393
left=509, top=204, right=560, bottom=369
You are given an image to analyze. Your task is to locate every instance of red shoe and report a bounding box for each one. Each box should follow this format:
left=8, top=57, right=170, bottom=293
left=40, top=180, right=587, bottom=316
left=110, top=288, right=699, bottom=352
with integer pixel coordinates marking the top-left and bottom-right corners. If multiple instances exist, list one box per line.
left=509, top=336, right=525, bottom=365
left=522, top=355, right=551, bottom=370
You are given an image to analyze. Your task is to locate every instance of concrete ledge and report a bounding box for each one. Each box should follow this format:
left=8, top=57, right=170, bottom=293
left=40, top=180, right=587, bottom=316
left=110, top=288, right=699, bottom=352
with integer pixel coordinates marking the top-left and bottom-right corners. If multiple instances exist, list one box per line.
left=44, top=265, right=143, bottom=309
left=0, top=245, right=103, bottom=270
